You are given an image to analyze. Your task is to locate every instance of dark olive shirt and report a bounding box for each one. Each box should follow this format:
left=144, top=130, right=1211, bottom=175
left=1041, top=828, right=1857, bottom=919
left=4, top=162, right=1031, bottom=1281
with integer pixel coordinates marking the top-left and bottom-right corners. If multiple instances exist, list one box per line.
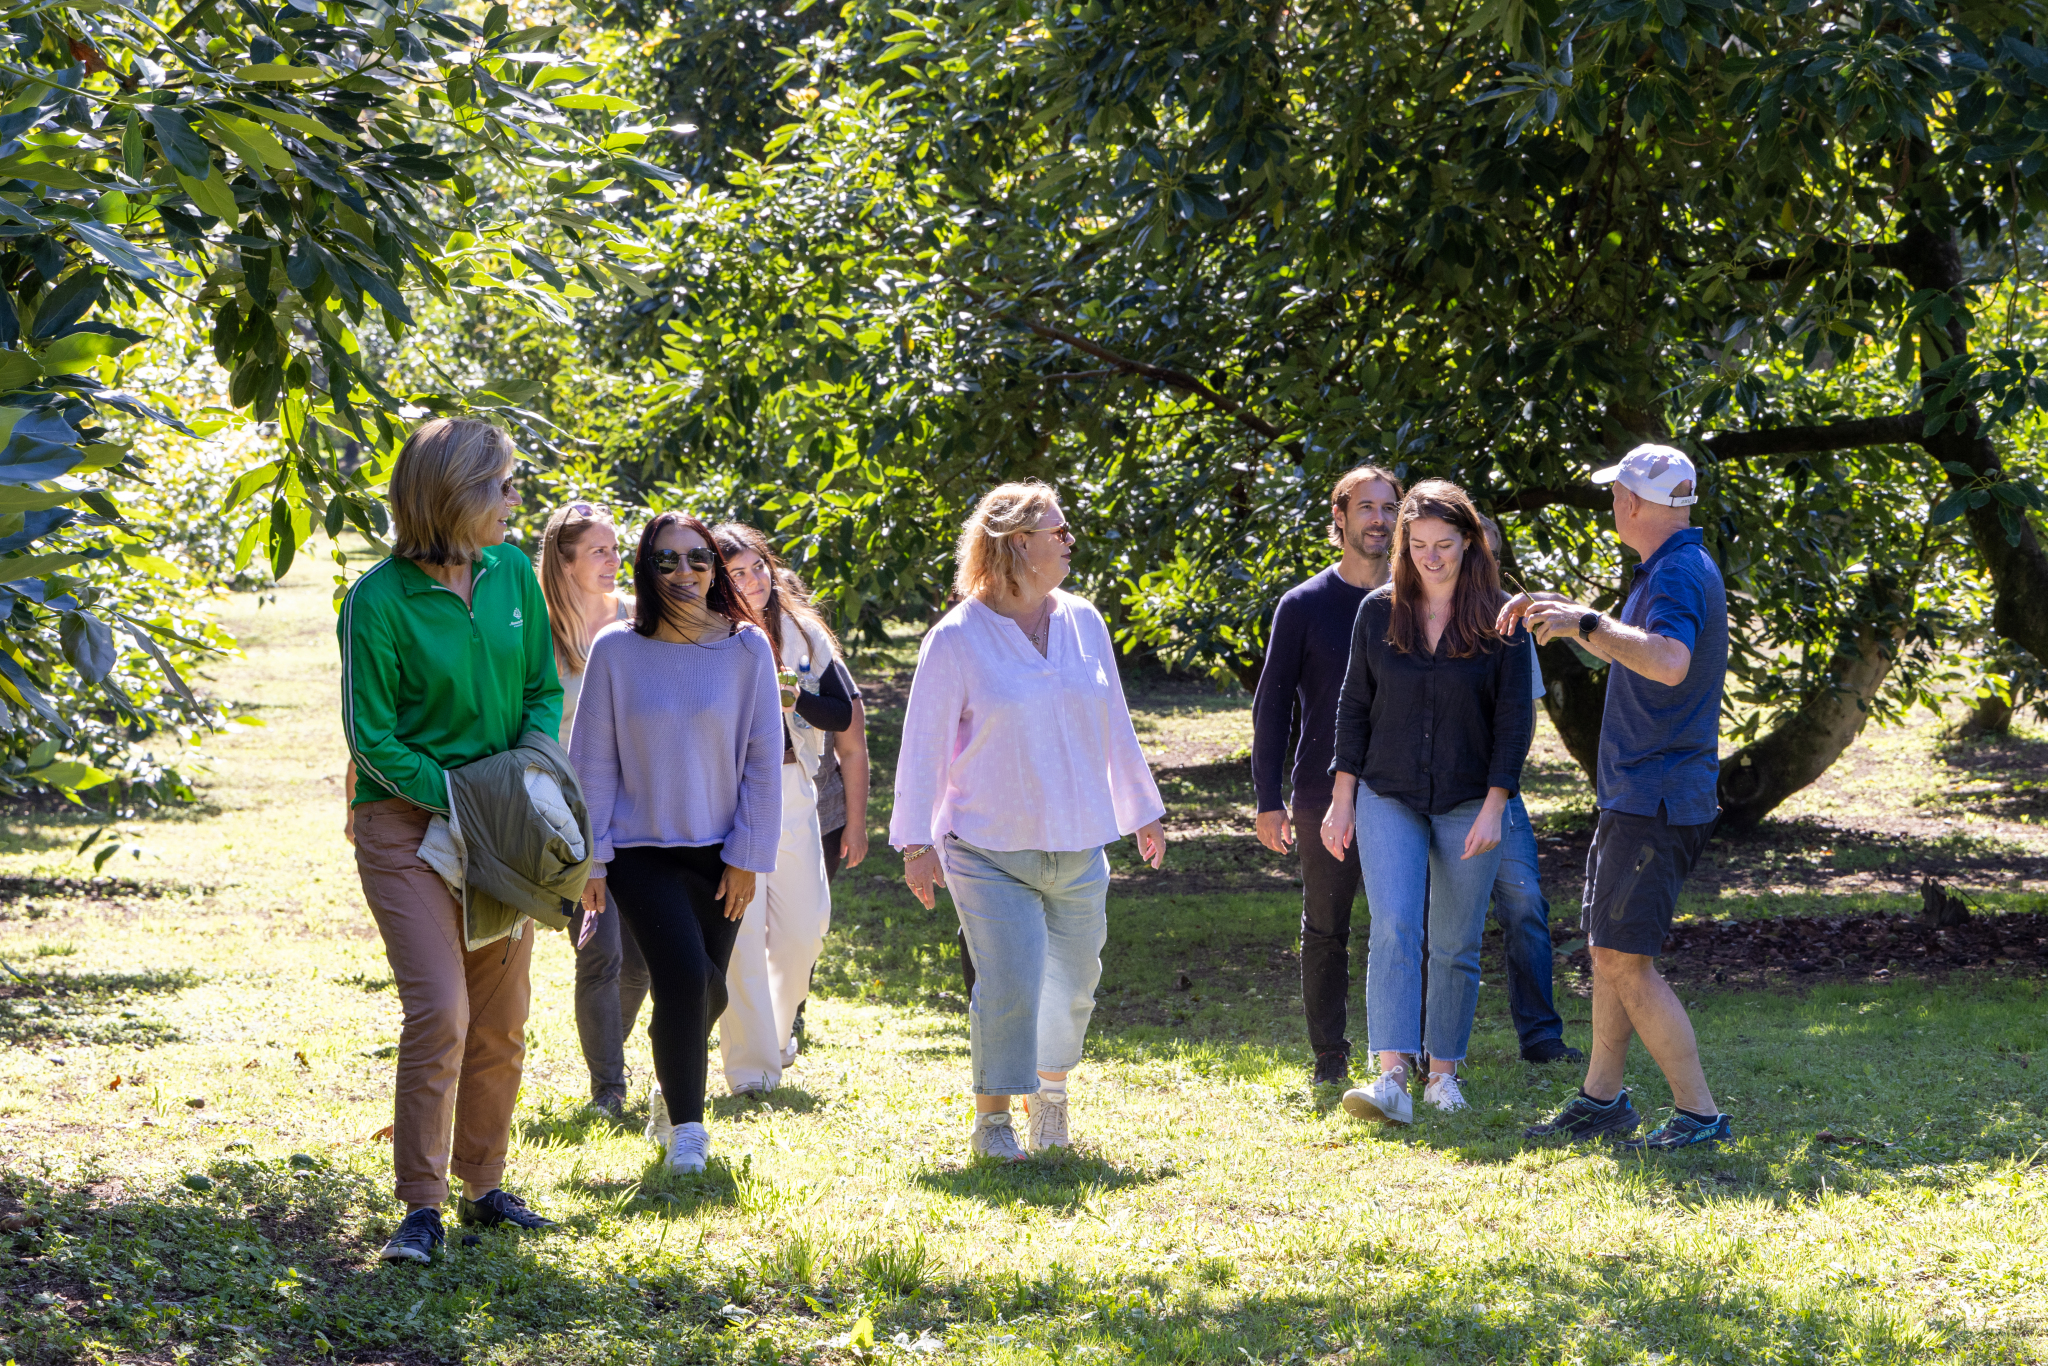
left=1328, top=585, right=1535, bottom=815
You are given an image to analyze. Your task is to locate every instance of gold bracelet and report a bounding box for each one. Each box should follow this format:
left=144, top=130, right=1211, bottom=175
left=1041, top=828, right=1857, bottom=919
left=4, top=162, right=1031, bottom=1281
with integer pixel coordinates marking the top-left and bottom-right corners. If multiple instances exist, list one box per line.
left=900, top=843, right=934, bottom=859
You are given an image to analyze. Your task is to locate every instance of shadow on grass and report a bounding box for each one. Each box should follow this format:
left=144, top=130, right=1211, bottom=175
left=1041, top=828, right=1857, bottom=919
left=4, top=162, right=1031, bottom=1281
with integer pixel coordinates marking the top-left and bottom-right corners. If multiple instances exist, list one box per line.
left=0, top=965, right=199, bottom=1046
left=709, top=1085, right=823, bottom=1118
left=910, top=1149, right=1169, bottom=1210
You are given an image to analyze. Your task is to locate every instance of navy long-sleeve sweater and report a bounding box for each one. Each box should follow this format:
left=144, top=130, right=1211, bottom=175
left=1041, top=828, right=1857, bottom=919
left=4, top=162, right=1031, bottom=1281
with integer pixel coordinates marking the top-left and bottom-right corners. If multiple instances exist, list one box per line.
left=1251, top=565, right=1372, bottom=815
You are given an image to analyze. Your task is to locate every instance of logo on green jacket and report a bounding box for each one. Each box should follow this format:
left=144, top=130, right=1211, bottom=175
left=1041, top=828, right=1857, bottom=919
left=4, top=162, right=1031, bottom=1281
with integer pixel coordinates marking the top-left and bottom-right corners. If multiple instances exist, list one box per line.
left=511, top=607, right=524, bottom=629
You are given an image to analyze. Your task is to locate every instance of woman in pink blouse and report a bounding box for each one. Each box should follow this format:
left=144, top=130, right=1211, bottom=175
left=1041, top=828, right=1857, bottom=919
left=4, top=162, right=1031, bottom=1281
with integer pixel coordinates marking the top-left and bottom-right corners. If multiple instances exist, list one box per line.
left=893, top=481, right=1167, bottom=1161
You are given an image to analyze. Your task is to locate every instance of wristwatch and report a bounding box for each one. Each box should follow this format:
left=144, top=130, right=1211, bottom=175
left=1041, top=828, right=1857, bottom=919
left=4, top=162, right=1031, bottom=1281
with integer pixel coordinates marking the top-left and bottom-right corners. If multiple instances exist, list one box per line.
left=1578, top=611, right=1601, bottom=641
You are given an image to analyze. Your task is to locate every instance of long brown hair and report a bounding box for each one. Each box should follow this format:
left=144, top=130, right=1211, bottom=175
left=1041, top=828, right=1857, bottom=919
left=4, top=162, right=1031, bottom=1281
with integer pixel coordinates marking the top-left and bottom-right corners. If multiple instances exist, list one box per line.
left=1387, top=479, right=1505, bottom=658
left=538, top=502, right=617, bottom=676
left=631, top=512, right=761, bottom=638
left=710, top=522, right=838, bottom=668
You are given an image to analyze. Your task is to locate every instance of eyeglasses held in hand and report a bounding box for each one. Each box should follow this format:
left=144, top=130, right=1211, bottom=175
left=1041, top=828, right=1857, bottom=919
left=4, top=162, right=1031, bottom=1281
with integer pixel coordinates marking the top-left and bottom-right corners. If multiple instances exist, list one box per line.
left=653, top=548, right=716, bottom=575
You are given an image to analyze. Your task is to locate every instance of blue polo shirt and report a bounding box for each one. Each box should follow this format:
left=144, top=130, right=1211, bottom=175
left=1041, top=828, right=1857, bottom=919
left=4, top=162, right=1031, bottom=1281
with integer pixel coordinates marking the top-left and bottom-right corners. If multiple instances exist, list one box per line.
left=1597, top=527, right=1726, bottom=826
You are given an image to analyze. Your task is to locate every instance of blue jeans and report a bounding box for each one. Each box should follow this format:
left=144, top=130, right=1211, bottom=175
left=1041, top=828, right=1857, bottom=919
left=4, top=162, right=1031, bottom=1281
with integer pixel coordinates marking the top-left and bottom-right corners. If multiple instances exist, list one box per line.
left=1493, top=795, right=1564, bottom=1050
left=944, top=836, right=1109, bottom=1096
left=1356, top=784, right=1504, bottom=1062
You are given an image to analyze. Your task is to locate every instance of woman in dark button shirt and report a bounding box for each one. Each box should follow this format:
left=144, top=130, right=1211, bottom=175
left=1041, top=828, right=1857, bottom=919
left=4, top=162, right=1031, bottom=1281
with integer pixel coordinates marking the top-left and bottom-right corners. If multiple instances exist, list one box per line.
left=1319, top=479, right=1533, bottom=1127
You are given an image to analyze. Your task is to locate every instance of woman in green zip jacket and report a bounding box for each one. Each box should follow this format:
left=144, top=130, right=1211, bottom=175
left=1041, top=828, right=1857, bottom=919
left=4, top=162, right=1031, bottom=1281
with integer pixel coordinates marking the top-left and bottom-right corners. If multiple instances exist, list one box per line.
left=338, top=417, right=562, bottom=1265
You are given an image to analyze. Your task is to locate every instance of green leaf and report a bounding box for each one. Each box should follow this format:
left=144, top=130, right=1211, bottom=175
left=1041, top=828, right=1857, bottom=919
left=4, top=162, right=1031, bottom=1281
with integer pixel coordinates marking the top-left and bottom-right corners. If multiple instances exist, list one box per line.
left=551, top=94, right=639, bottom=112
left=201, top=111, right=296, bottom=172
left=26, top=760, right=112, bottom=791
left=236, top=63, right=333, bottom=82
left=59, top=610, right=117, bottom=682
left=0, top=552, right=90, bottom=582
left=142, top=106, right=213, bottom=180
left=40, top=330, right=139, bottom=376
left=0, top=155, right=97, bottom=191
left=176, top=167, right=241, bottom=222
left=225, top=459, right=283, bottom=513
left=0, top=352, right=43, bottom=390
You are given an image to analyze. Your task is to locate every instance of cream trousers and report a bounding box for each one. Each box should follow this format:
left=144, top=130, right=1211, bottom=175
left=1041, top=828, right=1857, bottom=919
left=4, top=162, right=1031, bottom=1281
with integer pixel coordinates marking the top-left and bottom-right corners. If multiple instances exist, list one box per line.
left=718, top=767, right=832, bottom=1091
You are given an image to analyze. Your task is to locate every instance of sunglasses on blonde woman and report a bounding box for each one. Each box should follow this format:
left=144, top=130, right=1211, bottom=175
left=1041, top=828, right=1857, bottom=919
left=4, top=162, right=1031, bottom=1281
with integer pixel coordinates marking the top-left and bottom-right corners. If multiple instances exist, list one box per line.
left=1018, top=523, right=1074, bottom=546
left=653, top=548, right=716, bottom=575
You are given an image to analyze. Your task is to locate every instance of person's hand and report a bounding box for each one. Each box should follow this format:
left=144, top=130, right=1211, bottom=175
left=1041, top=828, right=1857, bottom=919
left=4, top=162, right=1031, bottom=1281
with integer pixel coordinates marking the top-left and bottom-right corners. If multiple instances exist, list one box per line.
left=840, top=822, right=869, bottom=871
left=1495, top=589, right=1571, bottom=635
left=1135, top=820, right=1167, bottom=869
left=903, top=846, right=944, bottom=910
left=576, top=876, right=605, bottom=948
left=777, top=671, right=800, bottom=714
left=717, top=864, right=756, bottom=920
left=1462, top=803, right=1505, bottom=861
left=1320, top=802, right=1355, bottom=861
left=344, top=803, right=356, bottom=847
left=1524, top=600, right=1593, bottom=647
left=1255, top=808, right=1293, bottom=854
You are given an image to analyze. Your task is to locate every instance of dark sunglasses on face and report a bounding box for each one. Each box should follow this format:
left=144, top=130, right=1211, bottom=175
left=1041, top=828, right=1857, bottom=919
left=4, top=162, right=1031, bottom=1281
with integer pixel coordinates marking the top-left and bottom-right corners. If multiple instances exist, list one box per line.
left=1018, top=523, right=1075, bottom=546
left=653, top=548, right=716, bottom=575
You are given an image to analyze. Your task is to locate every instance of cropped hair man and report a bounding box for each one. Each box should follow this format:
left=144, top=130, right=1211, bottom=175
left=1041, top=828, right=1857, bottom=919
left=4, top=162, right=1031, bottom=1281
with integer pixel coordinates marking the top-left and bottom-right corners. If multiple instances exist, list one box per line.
left=1502, top=444, right=1733, bottom=1151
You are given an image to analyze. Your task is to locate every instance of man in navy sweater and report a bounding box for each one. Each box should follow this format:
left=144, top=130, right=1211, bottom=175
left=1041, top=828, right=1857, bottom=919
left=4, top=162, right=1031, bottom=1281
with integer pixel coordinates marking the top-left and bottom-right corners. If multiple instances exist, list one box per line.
left=1252, top=466, right=1402, bottom=1087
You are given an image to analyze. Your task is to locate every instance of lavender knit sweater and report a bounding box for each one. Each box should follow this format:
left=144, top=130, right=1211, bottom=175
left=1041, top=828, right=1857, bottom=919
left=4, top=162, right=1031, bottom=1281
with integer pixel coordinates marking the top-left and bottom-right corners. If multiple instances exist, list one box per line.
left=569, top=621, right=784, bottom=874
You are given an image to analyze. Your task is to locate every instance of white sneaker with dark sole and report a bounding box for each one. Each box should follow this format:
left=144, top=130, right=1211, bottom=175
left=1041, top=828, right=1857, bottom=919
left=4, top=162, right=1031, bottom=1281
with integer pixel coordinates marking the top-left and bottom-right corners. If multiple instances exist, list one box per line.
left=1342, top=1071, right=1414, bottom=1125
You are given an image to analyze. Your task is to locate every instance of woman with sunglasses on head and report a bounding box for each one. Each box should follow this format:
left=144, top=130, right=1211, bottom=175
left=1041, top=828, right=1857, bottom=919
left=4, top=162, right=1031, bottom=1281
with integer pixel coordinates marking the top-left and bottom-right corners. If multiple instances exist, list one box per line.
left=568, top=513, right=782, bottom=1175
left=709, top=523, right=854, bottom=1094
left=537, top=502, right=650, bottom=1121
left=893, top=481, right=1168, bottom=1161
left=1320, top=479, right=1534, bottom=1127
left=339, top=418, right=562, bottom=1263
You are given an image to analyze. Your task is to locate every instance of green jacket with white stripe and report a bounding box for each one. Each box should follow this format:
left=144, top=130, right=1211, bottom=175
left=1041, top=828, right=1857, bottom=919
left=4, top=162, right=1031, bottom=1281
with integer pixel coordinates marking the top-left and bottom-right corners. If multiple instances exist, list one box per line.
left=339, top=546, right=563, bottom=813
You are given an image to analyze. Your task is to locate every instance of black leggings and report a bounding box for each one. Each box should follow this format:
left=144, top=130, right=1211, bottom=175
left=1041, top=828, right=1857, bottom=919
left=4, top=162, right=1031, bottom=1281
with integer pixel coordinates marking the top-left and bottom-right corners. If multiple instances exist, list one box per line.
left=606, top=844, right=743, bottom=1126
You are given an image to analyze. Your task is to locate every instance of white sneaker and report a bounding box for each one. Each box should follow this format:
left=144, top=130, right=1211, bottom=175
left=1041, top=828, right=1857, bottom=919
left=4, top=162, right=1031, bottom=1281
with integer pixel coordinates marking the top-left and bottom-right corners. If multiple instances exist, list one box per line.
left=667, top=1121, right=710, bottom=1174
left=1342, top=1070, right=1413, bottom=1125
left=1025, top=1092, right=1070, bottom=1151
left=970, top=1111, right=1026, bottom=1161
left=781, top=1034, right=799, bottom=1069
left=1423, top=1073, right=1468, bottom=1112
left=644, top=1084, right=673, bottom=1150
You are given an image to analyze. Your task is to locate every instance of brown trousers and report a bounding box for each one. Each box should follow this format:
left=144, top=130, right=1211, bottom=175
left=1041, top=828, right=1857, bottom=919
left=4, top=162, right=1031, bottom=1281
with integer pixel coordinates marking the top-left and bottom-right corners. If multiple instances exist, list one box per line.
left=354, top=798, right=532, bottom=1205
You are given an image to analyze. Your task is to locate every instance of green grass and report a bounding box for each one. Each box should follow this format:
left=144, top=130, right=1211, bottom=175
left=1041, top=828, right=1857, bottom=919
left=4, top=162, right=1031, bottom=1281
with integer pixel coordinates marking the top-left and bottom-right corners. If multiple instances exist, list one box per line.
left=1, top=550, right=2046, bottom=1363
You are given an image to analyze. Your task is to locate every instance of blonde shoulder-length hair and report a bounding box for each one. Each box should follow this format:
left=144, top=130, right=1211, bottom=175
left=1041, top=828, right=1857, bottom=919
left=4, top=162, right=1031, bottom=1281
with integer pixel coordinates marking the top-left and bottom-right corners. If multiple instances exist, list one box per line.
left=389, top=418, right=517, bottom=566
left=953, top=480, right=1059, bottom=600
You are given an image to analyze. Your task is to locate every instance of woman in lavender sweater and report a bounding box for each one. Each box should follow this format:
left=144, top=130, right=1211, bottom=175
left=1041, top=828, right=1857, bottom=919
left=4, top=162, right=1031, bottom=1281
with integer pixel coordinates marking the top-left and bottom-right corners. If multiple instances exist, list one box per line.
left=894, top=481, right=1168, bottom=1161
left=569, top=512, right=782, bottom=1175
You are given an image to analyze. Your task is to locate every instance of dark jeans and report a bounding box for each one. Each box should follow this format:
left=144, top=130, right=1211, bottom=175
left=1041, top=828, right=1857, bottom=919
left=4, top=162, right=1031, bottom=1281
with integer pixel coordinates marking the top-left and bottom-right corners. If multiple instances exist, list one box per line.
left=1493, top=795, right=1564, bottom=1051
left=1296, top=797, right=1363, bottom=1056
left=822, top=824, right=845, bottom=880
left=606, top=844, right=743, bottom=1127
left=1296, top=793, right=1564, bottom=1057
left=568, top=899, right=651, bottom=1104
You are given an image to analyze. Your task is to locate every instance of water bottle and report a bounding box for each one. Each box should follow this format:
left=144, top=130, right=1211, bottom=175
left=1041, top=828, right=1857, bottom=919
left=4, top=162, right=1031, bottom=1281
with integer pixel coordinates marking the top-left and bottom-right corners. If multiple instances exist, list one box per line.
left=791, top=659, right=814, bottom=731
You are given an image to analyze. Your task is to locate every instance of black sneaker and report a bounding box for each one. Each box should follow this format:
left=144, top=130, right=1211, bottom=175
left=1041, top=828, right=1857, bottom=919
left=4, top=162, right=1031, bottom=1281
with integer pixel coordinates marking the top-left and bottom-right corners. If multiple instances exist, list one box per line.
left=585, top=1093, right=625, bottom=1120
left=1523, top=1088, right=1640, bottom=1142
left=457, top=1189, right=556, bottom=1231
left=1520, top=1038, right=1585, bottom=1065
left=1618, top=1112, right=1732, bottom=1153
left=378, top=1207, right=444, bottom=1264
left=1312, top=1049, right=1351, bottom=1087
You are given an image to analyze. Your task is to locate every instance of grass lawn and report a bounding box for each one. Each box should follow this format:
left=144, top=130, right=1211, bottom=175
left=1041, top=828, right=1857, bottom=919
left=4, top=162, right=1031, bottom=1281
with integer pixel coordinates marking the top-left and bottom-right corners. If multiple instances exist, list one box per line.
left=2, top=546, right=2046, bottom=1364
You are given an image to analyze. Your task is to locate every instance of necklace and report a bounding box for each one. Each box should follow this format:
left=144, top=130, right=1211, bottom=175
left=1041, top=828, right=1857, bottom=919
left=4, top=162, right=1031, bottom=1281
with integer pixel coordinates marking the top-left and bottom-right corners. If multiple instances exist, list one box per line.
left=1024, top=597, right=1053, bottom=650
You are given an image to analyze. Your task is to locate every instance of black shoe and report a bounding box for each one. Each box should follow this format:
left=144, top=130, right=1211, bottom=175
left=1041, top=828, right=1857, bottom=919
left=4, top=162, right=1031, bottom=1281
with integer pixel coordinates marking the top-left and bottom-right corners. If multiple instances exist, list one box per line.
left=1618, top=1112, right=1732, bottom=1153
left=1523, top=1088, right=1640, bottom=1142
left=457, top=1189, right=556, bottom=1231
left=586, top=1093, right=625, bottom=1120
left=378, top=1207, right=444, bottom=1264
left=1520, top=1038, right=1585, bottom=1065
left=1312, top=1049, right=1352, bottom=1087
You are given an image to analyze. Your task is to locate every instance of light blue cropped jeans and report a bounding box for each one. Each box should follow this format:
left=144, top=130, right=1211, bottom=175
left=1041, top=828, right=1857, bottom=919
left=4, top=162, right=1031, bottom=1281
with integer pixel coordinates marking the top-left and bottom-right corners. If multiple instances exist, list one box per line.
left=943, top=835, right=1110, bottom=1096
left=1355, top=783, right=1506, bottom=1064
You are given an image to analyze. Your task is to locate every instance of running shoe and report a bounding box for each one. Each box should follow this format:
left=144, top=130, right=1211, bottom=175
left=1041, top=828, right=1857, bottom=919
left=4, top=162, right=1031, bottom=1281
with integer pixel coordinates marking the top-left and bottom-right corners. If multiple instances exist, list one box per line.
left=1422, top=1072, right=1468, bottom=1113
left=378, top=1207, right=443, bottom=1264
left=1618, top=1111, right=1732, bottom=1153
left=1523, top=1088, right=1640, bottom=1142
left=457, top=1189, right=555, bottom=1231
left=1342, top=1070, right=1413, bottom=1126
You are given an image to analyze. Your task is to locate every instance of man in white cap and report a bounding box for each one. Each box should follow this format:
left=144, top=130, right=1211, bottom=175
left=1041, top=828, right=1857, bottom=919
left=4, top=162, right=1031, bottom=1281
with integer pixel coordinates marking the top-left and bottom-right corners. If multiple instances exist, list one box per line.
left=1496, top=443, right=1732, bottom=1152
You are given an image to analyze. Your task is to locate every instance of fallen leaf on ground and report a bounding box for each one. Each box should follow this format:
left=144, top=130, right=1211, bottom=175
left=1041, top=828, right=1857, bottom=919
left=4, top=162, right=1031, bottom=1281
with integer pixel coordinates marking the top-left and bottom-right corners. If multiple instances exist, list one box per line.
left=294, top=1051, right=312, bottom=1070
left=369, top=1124, right=394, bottom=1142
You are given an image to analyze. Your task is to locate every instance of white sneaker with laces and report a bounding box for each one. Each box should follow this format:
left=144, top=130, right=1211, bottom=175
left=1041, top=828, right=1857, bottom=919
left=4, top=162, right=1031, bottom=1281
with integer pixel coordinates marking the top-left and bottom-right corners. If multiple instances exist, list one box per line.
left=781, top=1034, right=799, bottom=1069
left=1025, top=1093, right=1070, bottom=1151
left=667, top=1121, right=710, bottom=1175
left=645, top=1084, right=673, bottom=1150
left=1342, top=1070, right=1414, bottom=1125
left=1423, top=1072, right=1468, bottom=1112
left=970, top=1111, right=1026, bottom=1161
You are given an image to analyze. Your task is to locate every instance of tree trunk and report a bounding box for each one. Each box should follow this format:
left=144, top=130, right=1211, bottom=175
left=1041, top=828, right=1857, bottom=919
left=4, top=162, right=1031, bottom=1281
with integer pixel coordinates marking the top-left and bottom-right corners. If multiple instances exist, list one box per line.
left=1716, top=572, right=1913, bottom=830
left=1958, top=691, right=2013, bottom=739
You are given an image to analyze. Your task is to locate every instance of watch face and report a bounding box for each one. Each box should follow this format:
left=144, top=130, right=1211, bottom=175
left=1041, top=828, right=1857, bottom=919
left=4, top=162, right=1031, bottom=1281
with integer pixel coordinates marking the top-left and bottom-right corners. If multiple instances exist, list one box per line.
left=1580, top=612, right=1600, bottom=636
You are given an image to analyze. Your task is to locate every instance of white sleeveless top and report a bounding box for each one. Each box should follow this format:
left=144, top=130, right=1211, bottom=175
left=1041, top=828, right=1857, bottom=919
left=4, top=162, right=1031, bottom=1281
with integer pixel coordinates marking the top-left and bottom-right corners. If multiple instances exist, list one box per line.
left=559, top=594, right=634, bottom=746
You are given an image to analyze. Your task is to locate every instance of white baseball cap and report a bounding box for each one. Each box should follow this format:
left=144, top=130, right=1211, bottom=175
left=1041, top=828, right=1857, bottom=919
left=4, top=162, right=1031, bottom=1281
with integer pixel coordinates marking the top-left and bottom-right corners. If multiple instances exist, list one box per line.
left=1591, top=444, right=1699, bottom=507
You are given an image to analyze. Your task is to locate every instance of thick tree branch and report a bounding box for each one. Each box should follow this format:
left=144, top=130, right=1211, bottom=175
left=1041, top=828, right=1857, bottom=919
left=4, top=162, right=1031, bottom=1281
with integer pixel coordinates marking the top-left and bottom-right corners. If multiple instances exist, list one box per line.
left=1703, top=414, right=1923, bottom=459
left=949, top=279, right=1283, bottom=440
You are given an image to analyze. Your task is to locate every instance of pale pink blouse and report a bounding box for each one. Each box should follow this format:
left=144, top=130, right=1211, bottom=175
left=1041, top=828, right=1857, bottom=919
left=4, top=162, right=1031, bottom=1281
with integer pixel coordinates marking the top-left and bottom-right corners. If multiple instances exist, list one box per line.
left=890, top=591, right=1165, bottom=855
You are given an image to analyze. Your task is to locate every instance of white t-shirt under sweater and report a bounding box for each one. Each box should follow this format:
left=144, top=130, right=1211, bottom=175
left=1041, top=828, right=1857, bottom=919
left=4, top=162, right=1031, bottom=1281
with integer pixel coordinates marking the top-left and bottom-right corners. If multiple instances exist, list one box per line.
left=890, top=590, right=1165, bottom=855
